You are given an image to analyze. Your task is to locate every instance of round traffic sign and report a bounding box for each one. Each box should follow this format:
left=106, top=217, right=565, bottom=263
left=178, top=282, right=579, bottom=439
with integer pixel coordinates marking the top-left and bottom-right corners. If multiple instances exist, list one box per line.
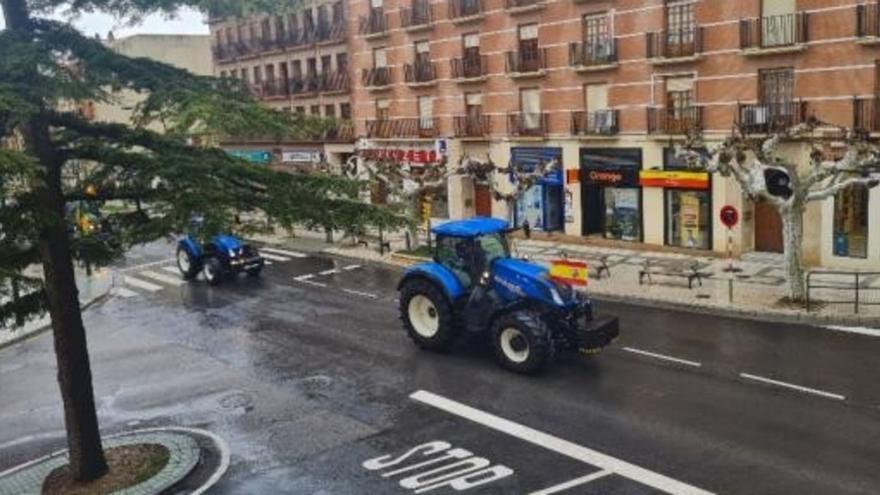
left=720, top=205, right=739, bottom=229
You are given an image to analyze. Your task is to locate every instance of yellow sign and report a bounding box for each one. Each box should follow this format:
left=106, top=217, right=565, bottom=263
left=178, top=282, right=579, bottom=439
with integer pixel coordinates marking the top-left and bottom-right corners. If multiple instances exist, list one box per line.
left=549, top=260, right=589, bottom=287
left=639, top=170, right=709, bottom=189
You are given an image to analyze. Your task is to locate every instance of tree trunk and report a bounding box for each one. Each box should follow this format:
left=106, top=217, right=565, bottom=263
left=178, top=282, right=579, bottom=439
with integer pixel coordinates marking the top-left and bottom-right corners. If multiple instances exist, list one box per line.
left=405, top=198, right=421, bottom=249
left=781, top=205, right=807, bottom=302
left=2, top=0, right=108, bottom=481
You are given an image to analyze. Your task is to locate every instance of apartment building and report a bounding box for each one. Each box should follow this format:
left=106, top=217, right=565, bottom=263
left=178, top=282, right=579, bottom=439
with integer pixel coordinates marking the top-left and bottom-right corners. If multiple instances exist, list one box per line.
left=209, top=1, right=355, bottom=168
left=346, top=0, right=880, bottom=270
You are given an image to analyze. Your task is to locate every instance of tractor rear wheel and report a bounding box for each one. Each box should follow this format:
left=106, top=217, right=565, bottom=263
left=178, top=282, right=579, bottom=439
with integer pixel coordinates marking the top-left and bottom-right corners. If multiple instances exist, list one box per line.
left=202, top=256, right=224, bottom=286
left=399, top=279, right=457, bottom=352
left=176, top=247, right=200, bottom=280
left=490, top=311, right=555, bottom=374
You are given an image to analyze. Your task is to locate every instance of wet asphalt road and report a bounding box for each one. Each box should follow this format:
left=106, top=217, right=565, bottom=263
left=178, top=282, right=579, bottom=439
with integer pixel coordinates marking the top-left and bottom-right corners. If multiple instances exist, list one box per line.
left=1, top=241, right=879, bottom=495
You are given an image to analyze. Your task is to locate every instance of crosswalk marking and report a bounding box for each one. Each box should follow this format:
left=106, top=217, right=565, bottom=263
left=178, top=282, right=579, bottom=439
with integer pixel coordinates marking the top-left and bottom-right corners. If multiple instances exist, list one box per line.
left=161, top=266, right=180, bottom=274
left=111, top=287, right=139, bottom=298
left=342, top=288, right=378, bottom=299
left=260, top=252, right=291, bottom=262
left=124, top=276, right=162, bottom=292
left=343, top=264, right=361, bottom=271
left=319, top=268, right=339, bottom=276
left=139, top=270, right=185, bottom=287
left=260, top=247, right=307, bottom=258
left=530, top=471, right=612, bottom=495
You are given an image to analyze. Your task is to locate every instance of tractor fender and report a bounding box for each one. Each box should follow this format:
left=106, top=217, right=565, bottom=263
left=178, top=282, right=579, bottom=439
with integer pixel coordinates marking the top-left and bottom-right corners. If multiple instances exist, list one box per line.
left=398, top=262, right=466, bottom=302
left=178, top=236, right=202, bottom=259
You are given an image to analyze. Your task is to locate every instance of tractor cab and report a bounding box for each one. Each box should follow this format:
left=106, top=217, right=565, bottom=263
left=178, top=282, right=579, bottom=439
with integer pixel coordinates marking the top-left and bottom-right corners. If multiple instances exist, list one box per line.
left=431, top=217, right=511, bottom=290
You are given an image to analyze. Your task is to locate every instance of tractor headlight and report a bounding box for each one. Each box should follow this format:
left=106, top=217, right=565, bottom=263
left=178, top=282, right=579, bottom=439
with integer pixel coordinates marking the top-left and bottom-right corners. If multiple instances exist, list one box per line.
left=228, top=248, right=236, bottom=258
left=549, top=285, right=565, bottom=305
left=479, top=271, right=491, bottom=286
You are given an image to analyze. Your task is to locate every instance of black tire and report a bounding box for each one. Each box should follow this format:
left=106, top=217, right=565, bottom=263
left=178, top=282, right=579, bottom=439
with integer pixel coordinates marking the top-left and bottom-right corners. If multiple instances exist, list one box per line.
left=399, top=278, right=458, bottom=352
left=246, top=264, right=263, bottom=277
left=490, top=310, right=555, bottom=374
left=176, top=247, right=200, bottom=280
left=202, top=256, right=224, bottom=286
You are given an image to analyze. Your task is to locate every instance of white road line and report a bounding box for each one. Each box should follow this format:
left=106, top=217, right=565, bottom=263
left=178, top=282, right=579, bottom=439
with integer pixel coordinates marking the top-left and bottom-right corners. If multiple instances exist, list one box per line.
left=622, top=347, right=702, bottom=368
left=265, top=260, right=274, bottom=266
left=123, top=276, right=162, bottom=292
left=260, top=252, right=290, bottom=262
left=319, top=268, right=340, bottom=276
left=160, top=266, right=179, bottom=274
left=294, top=274, right=315, bottom=281
left=110, top=287, right=139, bottom=298
left=260, top=247, right=307, bottom=258
left=410, top=390, right=715, bottom=495
left=342, top=288, right=378, bottom=299
left=739, top=373, right=846, bottom=401
left=529, top=470, right=613, bottom=495
left=118, top=257, right=176, bottom=273
left=825, top=325, right=880, bottom=338
left=343, top=264, right=362, bottom=271
left=138, top=270, right=184, bottom=287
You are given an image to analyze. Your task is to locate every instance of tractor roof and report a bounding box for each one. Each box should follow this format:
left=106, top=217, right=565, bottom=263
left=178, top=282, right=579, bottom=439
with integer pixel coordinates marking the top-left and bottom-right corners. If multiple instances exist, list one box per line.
left=431, top=217, right=510, bottom=237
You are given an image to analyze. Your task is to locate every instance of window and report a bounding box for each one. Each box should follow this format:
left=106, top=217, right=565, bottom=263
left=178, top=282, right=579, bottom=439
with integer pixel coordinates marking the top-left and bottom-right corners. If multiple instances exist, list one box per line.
left=465, top=92, right=482, bottom=118
left=241, top=68, right=249, bottom=83
left=666, top=0, right=695, bottom=46
left=833, top=184, right=869, bottom=258
left=583, top=12, right=609, bottom=42
left=373, top=48, right=387, bottom=68
left=520, top=87, right=541, bottom=130
left=325, top=104, right=336, bottom=118
left=336, top=53, right=348, bottom=71
left=292, top=60, right=303, bottom=78
left=340, top=103, right=352, bottom=120
left=321, top=55, right=332, bottom=73
left=370, top=0, right=383, bottom=8
left=225, top=27, right=233, bottom=46
left=275, top=16, right=286, bottom=40
left=265, top=64, right=275, bottom=82
left=253, top=66, right=262, bottom=83
left=415, top=40, right=431, bottom=64
left=295, top=106, right=305, bottom=114
left=518, top=24, right=539, bottom=70
left=333, top=2, right=344, bottom=22
left=306, top=58, right=317, bottom=77
left=665, top=76, right=694, bottom=132
left=220, top=70, right=228, bottom=78
left=376, top=98, right=390, bottom=120
left=664, top=147, right=710, bottom=250
left=311, top=105, right=321, bottom=115
left=261, top=18, right=271, bottom=41
left=762, top=0, right=795, bottom=46
left=418, top=96, right=433, bottom=129
left=585, top=84, right=608, bottom=113
left=759, top=68, right=794, bottom=107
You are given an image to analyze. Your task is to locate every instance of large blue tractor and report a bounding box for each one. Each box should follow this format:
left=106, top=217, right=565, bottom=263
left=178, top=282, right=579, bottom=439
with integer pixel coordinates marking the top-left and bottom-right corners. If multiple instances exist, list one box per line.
left=176, top=229, right=265, bottom=285
left=397, top=217, right=619, bottom=374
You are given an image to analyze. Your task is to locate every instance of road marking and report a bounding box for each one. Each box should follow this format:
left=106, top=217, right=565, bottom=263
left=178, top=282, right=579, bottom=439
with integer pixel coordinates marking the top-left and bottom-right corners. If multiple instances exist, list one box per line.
left=260, top=252, right=291, bottom=262
left=111, top=287, right=139, bottom=298
left=410, top=390, right=715, bottom=495
left=739, top=373, right=846, bottom=401
left=118, top=257, right=176, bottom=273
left=343, top=288, right=378, bottom=299
left=319, top=268, right=340, bottom=276
left=123, top=276, right=162, bottom=292
left=529, top=470, right=613, bottom=495
left=265, top=260, right=273, bottom=265
left=160, top=265, right=180, bottom=274
left=260, top=247, right=307, bottom=258
left=138, top=270, right=184, bottom=286
left=825, top=325, right=880, bottom=338
left=343, top=264, right=362, bottom=270
left=294, top=274, right=327, bottom=287
left=622, top=347, right=702, bottom=368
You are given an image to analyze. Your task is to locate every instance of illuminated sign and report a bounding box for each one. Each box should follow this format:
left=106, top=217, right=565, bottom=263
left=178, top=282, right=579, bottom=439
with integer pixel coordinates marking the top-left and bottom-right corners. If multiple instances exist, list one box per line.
left=639, top=170, right=709, bottom=189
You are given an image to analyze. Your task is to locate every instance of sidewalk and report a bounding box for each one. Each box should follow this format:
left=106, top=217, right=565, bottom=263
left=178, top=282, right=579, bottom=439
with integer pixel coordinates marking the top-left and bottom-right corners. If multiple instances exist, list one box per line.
left=0, top=267, right=113, bottom=349
left=259, top=226, right=880, bottom=327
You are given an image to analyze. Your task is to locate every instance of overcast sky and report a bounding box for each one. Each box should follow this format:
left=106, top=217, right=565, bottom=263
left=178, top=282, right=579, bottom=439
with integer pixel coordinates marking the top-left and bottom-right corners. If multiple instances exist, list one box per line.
left=0, top=7, right=209, bottom=38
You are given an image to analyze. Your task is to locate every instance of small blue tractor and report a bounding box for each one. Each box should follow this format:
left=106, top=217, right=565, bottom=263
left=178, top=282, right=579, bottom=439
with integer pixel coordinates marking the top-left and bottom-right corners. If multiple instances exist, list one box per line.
left=176, top=224, right=265, bottom=285
left=397, top=217, right=619, bottom=374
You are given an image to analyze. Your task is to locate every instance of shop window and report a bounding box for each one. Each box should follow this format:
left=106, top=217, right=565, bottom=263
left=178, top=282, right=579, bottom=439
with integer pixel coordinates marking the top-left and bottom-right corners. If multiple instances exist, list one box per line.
left=581, top=148, right=642, bottom=241
left=833, top=184, right=869, bottom=258
left=666, top=190, right=711, bottom=250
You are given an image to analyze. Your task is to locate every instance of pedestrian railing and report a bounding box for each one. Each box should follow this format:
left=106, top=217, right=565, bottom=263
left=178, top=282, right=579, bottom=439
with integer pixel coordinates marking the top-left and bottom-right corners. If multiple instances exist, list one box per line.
left=806, top=270, right=880, bottom=313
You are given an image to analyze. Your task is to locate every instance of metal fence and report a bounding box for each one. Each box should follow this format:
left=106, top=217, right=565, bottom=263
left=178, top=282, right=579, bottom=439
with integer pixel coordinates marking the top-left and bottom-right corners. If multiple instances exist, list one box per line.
left=806, top=270, right=880, bottom=314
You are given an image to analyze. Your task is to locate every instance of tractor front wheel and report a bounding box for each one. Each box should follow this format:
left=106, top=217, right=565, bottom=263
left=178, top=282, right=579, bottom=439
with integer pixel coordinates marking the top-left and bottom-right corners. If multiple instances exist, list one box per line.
left=202, top=257, right=224, bottom=286
left=176, top=247, right=200, bottom=280
left=491, top=311, right=555, bottom=374
left=399, top=279, right=457, bottom=352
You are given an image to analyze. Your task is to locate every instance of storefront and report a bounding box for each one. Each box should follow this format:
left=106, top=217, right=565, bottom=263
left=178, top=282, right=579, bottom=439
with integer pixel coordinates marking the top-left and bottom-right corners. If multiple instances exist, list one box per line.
left=833, top=184, right=870, bottom=258
left=580, top=148, right=643, bottom=241
left=512, top=147, right=564, bottom=232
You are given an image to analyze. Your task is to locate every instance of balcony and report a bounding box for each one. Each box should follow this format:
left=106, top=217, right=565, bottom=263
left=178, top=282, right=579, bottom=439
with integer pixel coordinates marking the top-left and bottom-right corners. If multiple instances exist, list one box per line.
left=505, top=48, right=547, bottom=78
left=571, top=109, right=619, bottom=136
left=289, top=76, right=321, bottom=96
left=404, top=61, right=438, bottom=87
left=260, top=79, right=290, bottom=99
left=856, top=3, right=880, bottom=44
left=454, top=115, right=491, bottom=138
left=646, top=27, right=704, bottom=64
left=737, top=101, right=809, bottom=134
left=365, top=119, right=438, bottom=138
left=280, top=29, right=316, bottom=49
left=740, top=13, right=809, bottom=55
left=362, top=67, right=392, bottom=90
left=320, top=71, right=350, bottom=94
left=569, top=39, right=618, bottom=72
left=315, top=20, right=347, bottom=45
left=508, top=113, right=548, bottom=138
left=505, top=0, right=546, bottom=15
left=647, top=107, right=702, bottom=136
left=324, top=120, right=355, bottom=141
left=451, top=55, right=488, bottom=82
left=212, top=45, right=235, bottom=62
left=853, top=97, right=880, bottom=132
left=401, top=0, right=433, bottom=32
left=359, top=10, right=389, bottom=39
left=448, top=0, right=484, bottom=23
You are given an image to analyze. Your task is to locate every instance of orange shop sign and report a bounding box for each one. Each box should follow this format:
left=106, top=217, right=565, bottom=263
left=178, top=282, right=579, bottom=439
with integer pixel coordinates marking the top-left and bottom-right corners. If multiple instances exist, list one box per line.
left=639, top=170, right=709, bottom=190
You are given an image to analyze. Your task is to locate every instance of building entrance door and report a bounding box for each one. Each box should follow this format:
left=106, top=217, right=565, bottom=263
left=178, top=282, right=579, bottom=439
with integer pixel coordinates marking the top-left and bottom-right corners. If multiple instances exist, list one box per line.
left=474, top=183, right=492, bottom=216
left=754, top=199, right=784, bottom=252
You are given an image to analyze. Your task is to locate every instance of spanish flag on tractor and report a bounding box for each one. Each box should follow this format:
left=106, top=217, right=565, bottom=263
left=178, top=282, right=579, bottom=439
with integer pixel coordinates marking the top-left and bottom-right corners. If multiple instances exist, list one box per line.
left=549, top=259, right=589, bottom=287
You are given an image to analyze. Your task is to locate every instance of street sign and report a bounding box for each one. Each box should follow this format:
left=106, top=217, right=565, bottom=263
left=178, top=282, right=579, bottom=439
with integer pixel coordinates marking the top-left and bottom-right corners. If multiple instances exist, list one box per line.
left=720, top=205, right=739, bottom=229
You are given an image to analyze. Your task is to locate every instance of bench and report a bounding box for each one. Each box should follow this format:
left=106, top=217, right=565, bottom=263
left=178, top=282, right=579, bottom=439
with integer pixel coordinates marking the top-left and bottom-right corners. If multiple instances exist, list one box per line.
left=354, top=228, right=392, bottom=255
left=559, top=251, right=611, bottom=280
left=639, top=259, right=710, bottom=289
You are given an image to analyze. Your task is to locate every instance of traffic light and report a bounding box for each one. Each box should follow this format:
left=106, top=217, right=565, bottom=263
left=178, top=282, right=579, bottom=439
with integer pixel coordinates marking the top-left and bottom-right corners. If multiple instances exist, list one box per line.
left=764, top=168, right=793, bottom=199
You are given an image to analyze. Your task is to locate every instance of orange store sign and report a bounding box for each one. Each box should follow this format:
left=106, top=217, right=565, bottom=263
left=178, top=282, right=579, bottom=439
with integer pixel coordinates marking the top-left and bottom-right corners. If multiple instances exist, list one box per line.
left=639, top=170, right=709, bottom=190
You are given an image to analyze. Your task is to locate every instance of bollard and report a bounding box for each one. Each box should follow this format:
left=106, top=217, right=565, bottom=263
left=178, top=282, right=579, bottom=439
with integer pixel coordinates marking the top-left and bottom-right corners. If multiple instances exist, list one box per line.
left=405, top=231, right=412, bottom=251
left=728, top=278, right=734, bottom=304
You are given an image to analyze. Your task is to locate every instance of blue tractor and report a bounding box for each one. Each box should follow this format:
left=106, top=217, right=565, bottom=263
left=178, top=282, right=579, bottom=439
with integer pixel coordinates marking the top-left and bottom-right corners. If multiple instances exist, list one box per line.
left=397, top=217, right=619, bottom=374
left=176, top=224, right=265, bottom=285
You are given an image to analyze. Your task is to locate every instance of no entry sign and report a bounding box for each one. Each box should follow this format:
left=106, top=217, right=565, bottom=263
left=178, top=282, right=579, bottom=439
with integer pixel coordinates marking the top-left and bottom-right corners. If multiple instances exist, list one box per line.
left=720, top=205, right=739, bottom=229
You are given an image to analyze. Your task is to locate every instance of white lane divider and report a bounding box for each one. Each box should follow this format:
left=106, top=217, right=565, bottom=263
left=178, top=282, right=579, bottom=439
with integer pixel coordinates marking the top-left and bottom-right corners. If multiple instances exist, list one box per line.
left=319, top=268, right=340, bottom=276
left=410, top=390, right=715, bottom=495
left=293, top=274, right=327, bottom=287
left=739, top=373, right=846, bottom=401
left=160, top=265, right=180, bottom=274
left=824, top=325, right=880, bottom=338
left=530, top=470, right=612, bottom=495
left=123, top=276, right=162, bottom=292
left=343, top=288, right=378, bottom=299
left=260, top=247, right=307, bottom=258
left=138, top=270, right=184, bottom=287
left=260, top=252, right=291, bottom=262
left=622, top=347, right=702, bottom=368
left=343, top=264, right=362, bottom=270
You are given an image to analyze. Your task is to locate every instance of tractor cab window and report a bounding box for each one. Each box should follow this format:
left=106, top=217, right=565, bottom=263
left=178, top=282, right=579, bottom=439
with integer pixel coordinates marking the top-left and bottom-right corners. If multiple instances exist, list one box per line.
left=435, top=235, right=473, bottom=288
left=475, top=233, right=509, bottom=268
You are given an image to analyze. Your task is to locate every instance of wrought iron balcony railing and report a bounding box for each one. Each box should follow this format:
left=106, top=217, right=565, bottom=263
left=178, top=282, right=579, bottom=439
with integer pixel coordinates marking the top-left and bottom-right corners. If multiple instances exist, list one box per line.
left=505, top=47, right=547, bottom=74
left=853, top=97, right=880, bottom=132
left=508, top=112, right=548, bottom=137
left=448, top=0, right=483, bottom=19
left=737, top=101, right=809, bottom=134
left=362, top=67, right=392, bottom=88
left=401, top=0, right=433, bottom=29
left=359, top=10, right=389, bottom=36
left=365, top=118, right=438, bottom=138
left=647, top=106, right=702, bottom=135
left=454, top=115, right=491, bottom=137
left=646, top=27, right=704, bottom=59
left=569, top=39, right=618, bottom=67
left=320, top=71, right=350, bottom=93
left=404, top=60, right=437, bottom=84
left=571, top=109, right=619, bottom=136
left=856, top=3, right=880, bottom=38
left=451, top=55, right=487, bottom=79
left=740, top=12, right=809, bottom=49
